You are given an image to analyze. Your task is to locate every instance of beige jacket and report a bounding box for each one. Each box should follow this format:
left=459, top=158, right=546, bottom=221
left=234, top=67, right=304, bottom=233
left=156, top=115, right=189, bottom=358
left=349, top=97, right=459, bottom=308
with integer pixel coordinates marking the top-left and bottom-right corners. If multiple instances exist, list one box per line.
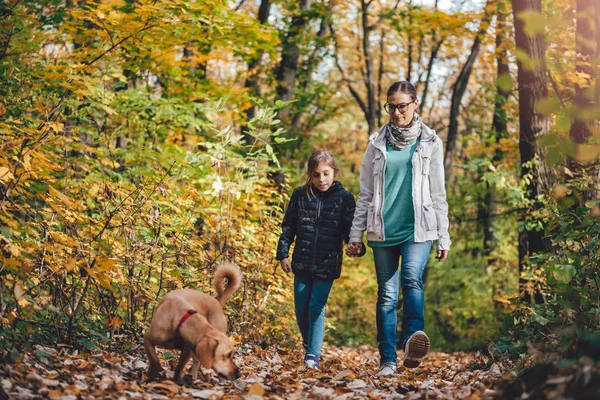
left=349, top=122, right=452, bottom=251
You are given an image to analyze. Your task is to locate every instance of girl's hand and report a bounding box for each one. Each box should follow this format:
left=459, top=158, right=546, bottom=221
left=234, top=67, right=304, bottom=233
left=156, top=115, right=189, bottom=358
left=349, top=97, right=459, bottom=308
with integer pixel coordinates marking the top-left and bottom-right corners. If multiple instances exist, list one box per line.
left=346, top=241, right=364, bottom=257
left=436, top=250, right=448, bottom=262
left=280, top=258, right=292, bottom=273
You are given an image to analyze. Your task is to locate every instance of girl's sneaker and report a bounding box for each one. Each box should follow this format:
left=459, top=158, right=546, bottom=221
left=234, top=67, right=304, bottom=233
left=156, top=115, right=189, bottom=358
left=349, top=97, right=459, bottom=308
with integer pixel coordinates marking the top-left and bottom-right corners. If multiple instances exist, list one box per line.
left=304, top=354, right=320, bottom=370
left=375, top=363, right=397, bottom=377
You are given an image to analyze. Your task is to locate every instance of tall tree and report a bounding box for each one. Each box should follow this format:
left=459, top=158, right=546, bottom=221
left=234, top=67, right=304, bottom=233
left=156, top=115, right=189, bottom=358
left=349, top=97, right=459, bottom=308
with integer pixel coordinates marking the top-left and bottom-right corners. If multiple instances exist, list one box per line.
left=418, top=2, right=452, bottom=117
left=360, top=0, right=380, bottom=134
left=289, top=5, right=334, bottom=140
left=276, top=0, right=313, bottom=124
left=242, top=0, right=271, bottom=145
left=419, top=7, right=445, bottom=119
left=332, top=0, right=402, bottom=135
left=512, top=0, right=556, bottom=303
left=568, top=0, right=599, bottom=181
left=406, top=0, right=414, bottom=82
left=482, top=0, right=511, bottom=263
left=377, top=28, right=387, bottom=127
left=268, top=0, right=315, bottom=187
left=444, top=0, right=494, bottom=183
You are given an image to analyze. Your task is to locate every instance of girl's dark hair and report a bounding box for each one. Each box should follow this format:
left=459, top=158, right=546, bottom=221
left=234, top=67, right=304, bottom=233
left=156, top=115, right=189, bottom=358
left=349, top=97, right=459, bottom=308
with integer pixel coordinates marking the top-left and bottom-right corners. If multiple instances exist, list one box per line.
left=305, top=150, right=338, bottom=196
left=387, top=81, right=417, bottom=100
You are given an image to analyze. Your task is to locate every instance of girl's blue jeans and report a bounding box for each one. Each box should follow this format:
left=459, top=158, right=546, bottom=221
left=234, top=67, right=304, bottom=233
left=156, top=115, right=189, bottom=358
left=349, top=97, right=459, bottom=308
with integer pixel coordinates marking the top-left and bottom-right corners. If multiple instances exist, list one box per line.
left=294, top=275, right=334, bottom=357
left=372, top=239, right=432, bottom=365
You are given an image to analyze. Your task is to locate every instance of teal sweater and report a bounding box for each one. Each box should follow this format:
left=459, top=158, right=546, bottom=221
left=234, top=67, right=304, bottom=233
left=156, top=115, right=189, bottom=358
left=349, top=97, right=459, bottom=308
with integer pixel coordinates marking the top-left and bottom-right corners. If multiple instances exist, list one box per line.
left=369, top=141, right=417, bottom=247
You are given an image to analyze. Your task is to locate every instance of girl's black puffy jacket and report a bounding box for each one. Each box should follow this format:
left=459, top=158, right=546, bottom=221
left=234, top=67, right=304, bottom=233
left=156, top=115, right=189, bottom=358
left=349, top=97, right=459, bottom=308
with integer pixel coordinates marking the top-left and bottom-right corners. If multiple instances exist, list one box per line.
left=276, top=181, right=356, bottom=280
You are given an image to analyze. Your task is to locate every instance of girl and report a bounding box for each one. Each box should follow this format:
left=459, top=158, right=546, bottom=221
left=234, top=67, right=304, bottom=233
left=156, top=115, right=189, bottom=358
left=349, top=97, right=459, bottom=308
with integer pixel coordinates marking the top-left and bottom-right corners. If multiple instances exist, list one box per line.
left=276, top=150, right=360, bottom=370
left=347, top=81, right=451, bottom=377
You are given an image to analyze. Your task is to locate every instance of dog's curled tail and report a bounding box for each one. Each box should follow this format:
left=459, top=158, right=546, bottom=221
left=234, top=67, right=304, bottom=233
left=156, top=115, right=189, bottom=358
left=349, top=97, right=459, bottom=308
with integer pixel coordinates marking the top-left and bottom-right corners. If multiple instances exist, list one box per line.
left=214, top=262, right=243, bottom=306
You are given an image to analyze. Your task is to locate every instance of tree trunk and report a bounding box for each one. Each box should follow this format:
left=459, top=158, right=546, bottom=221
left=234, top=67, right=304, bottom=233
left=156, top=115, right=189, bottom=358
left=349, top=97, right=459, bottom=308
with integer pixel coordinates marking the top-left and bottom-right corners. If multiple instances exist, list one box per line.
left=420, top=38, right=444, bottom=117
left=482, top=0, right=511, bottom=264
left=444, top=0, right=494, bottom=183
left=419, top=0, right=442, bottom=117
left=332, top=1, right=403, bottom=136
left=241, top=0, right=271, bottom=145
left=512, top=0, right=556, bottom=303
left=377, top=29, right=386, bottom=128
left=361, top=0, right=378, bottom=135
left=406, top=1, right=413, bottom=82
left=568, top=0, right=599, bottom=183
left=271, top=0, right=312, bottom=188
left=290, top=4, right=332, bottom=139
left=276, top=0, right=312, bottom=124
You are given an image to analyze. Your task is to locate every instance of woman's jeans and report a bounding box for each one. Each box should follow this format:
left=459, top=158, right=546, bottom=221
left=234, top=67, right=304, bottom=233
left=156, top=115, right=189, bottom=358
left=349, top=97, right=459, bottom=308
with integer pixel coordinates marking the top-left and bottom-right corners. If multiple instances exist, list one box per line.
left=372, top=239, right=432, bottom=365
left=294, top=275, right=334, bottom=357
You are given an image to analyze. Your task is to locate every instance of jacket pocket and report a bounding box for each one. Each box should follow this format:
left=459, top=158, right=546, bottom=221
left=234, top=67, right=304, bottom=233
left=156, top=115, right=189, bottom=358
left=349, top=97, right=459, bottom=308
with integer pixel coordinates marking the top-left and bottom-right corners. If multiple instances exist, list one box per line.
left=422, top=156, right=431, bottom=175
left=367, top=204, right=375, bottom=232
left=423, top=203, right=437, bottom=231
left=373, top=154, right=384, bottom=174
left=373, top=163, right=383, bottom=176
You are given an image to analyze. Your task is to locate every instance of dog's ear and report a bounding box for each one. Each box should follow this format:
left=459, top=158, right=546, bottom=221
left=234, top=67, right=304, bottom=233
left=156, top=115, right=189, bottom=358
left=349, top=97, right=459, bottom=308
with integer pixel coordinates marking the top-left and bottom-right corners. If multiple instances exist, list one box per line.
left=196, top=337, right=218, bottom=369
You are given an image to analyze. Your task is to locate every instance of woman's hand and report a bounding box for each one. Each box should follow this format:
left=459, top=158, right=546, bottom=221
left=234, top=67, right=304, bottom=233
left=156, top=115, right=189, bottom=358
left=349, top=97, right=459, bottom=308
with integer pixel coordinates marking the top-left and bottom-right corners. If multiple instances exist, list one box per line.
left=280, top=258, right=292, bottom=273
left=346, top=241, right=365, bottom=257
left=436, top=250, right=448, bottom=262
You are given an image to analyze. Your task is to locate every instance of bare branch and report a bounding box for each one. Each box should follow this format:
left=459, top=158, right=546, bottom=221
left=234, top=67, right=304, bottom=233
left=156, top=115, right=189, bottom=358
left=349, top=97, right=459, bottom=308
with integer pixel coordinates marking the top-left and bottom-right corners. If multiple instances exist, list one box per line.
left=330, top=22, right=369, bottom=118
left=369, top=0, right=402, bottom=31
left=547, top=69, right=566, bottom=108
left=85, top=20, right=156, bottom=67
left=234, top=0, right=247, bottom=11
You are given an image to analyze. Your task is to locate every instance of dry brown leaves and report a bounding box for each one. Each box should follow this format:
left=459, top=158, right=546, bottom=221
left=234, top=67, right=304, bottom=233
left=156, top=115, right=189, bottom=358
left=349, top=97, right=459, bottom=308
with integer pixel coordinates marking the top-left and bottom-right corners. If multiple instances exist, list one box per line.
left=0, top=342, right=522, bottom=399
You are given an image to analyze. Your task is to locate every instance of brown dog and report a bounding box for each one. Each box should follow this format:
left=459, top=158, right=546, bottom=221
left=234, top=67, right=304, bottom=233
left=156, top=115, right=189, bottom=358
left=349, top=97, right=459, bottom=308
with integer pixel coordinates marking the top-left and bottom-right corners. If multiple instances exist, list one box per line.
left=143, top=263, right=242, bottom=384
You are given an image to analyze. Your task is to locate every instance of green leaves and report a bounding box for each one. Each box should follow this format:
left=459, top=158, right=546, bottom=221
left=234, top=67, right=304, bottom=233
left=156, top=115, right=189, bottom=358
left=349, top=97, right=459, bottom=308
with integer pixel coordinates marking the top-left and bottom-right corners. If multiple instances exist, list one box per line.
left=496, top=73, right=513, bottom=92
left=0, top=0, right=298, bottom=347
left=536, top=97, right=562, bottom=115
left=516, top=10, right=546, bottom=36
left=549, top=264, right=577, bottom=284
left=492, top=337, right=520, bottom=356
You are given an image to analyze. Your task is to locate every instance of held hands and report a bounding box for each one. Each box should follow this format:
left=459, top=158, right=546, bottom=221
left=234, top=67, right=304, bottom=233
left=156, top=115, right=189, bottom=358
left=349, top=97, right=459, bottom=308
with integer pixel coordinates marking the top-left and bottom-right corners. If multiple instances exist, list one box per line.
left=346, top=241, right=366, bottom=257
left=436, top=250, right=449, bottom=262
left=280, top=258, right=292, bottom=273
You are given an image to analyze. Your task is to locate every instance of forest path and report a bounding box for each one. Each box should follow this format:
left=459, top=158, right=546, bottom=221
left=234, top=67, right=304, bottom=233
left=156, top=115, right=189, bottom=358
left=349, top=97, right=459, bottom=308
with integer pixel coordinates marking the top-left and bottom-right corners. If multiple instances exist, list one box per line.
left=1, top=343, right=504, bottom=399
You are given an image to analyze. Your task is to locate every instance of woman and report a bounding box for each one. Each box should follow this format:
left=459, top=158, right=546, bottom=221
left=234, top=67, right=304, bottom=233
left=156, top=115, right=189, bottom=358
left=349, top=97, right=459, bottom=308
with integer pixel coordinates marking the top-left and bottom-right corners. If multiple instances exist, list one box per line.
left=347, top=81, right=451, bottom=377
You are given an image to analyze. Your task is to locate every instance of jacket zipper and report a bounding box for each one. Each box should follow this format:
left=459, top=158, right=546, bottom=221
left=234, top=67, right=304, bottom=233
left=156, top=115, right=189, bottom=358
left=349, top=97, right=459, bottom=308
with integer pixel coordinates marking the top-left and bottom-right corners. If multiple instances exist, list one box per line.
left=311, top=196, right=322, bottom=275
left=414, top=146, right=422, bottom=238
left=376, top=148, right=386, bottom=240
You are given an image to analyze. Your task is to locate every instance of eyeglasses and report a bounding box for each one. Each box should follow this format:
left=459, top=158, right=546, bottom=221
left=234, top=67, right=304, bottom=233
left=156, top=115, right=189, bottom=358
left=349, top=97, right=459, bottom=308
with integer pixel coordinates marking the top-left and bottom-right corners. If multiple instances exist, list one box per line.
left=384, top=100, right=415, bottom=114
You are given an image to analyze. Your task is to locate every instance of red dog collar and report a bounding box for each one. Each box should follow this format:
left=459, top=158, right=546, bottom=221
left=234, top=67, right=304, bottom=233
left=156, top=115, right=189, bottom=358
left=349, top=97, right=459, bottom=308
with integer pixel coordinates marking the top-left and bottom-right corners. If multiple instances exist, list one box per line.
left=176, top=309, right=198, bottom=332
left=173, top=310, right=197, bottom=350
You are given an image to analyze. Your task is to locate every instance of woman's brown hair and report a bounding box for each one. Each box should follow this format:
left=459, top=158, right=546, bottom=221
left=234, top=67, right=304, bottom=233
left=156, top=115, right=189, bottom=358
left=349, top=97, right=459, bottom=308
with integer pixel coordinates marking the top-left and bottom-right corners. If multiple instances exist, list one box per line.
left=387, top=80, right=417, bottom=100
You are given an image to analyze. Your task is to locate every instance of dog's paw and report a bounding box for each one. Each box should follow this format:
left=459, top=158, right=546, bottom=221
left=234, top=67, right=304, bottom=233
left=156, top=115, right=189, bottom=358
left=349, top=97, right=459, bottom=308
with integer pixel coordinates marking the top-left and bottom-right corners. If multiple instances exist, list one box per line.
left=145, top=369, right=166, bottom=382
left=173, top=373, right=193, bottom=386
left=181, top=374, right=194, bottom=387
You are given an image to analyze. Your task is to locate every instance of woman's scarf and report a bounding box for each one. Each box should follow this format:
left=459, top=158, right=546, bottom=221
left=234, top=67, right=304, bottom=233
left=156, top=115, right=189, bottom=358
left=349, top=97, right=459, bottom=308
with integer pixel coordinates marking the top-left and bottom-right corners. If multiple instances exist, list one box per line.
left=387, top=114, right=422, bottom=150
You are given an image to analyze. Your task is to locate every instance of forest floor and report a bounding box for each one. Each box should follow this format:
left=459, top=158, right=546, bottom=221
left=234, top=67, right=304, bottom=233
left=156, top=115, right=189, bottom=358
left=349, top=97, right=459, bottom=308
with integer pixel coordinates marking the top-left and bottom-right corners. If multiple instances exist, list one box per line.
left=1, top=342, right=597, bottom=399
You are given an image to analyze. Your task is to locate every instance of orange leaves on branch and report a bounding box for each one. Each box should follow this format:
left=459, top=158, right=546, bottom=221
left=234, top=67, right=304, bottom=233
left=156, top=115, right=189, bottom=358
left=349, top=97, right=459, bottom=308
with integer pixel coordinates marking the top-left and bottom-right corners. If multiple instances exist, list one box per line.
left=106, top=316, right=124, bottom=328
left=13, top=284, right=28, bottom=307
left=0, top=167, right=14, bottom=183
left=48, top=186, right=77, bottom=209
